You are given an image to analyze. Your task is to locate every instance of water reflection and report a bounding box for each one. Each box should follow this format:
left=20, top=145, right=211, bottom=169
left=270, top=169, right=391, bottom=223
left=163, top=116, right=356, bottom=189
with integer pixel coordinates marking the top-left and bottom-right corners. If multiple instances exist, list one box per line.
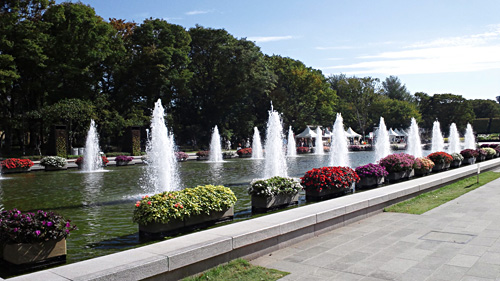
left=81, top=172, right=104, bottom=245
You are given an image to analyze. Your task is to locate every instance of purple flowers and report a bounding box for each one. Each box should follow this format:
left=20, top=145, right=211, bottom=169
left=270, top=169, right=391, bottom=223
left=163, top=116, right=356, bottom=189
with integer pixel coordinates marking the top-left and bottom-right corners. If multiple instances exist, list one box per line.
left=378, top=153, right=416, bottom=173
left=115, top=155, right=134, bottom=162
left=35, top=230, right=41, bottom=236
left=355, top=163, right=388, bottom=178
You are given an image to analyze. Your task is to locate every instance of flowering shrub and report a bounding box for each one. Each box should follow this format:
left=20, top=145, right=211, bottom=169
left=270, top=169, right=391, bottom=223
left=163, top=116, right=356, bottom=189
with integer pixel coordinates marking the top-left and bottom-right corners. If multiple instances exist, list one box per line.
left=40, top=156, right=67, bottom=168
left=133, top=185, right=237, bottom=225
left=175, top=151, right=189, bottom=161
left=461, top=149, right=479, bottom=158
left=413, top=157, right=435, bottom=171
left=483, top=147, right=496, bottom=156
left=450, top=153, right=464, bottom=162
left=0, top=209, right=77, bottom=244
left=476, top=148, right=488, bottom=157
left=196, top=151, right=209, bottom=157
left=301, top=166, right=359, bottom=192
left=236, top=148, right=252, bottom=156
left=115, top=155, right=134, bottom=162
left=75, top=156, right=109, bottom=165
left=1, top=158, right=34, bottom=170
left=296, top=147, right=310, bottom=153
left=355, top=163, right=388, bottom=178
left=427, top=152, right=453, bottom=164
left=249, top=176, right=302, bottom=197
left=378, top=153, right=415, bottom=173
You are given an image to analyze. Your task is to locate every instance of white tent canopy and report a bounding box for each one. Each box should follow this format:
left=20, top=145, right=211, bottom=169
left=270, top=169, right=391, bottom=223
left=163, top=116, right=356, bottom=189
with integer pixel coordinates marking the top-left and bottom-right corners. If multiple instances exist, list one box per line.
left=295, top=126, right=317, bottom=138
left=345, top=127, right=361, bottom=139
left=394, top=128, right=408, bottom=137
left=388, top=128, right=400, bottom=137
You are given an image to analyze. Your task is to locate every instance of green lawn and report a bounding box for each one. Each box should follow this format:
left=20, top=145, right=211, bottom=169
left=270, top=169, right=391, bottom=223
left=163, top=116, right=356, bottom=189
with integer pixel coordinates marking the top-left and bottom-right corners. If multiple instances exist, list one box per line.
left=182, top=259, right=289, bottom=281
left=384, top=171, right=500, bottom=214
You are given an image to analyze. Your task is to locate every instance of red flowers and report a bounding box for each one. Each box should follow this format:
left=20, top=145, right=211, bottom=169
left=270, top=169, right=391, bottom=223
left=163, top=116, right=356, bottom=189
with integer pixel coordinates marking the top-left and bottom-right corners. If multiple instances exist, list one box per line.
left=301, top=166, right=359, bottom=191
left=1, top=158, right=34, bottom=169
left=427, top=152, right=453, bottom=164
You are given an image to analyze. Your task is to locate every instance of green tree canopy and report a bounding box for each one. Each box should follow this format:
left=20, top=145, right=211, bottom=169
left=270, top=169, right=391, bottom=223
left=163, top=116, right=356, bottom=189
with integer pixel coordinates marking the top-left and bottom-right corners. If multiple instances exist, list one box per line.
left=381, top=75, right=414, bottom=102
left=469, top=99, right=500, bottom=118
left=416, top=93, right=475, bottom=131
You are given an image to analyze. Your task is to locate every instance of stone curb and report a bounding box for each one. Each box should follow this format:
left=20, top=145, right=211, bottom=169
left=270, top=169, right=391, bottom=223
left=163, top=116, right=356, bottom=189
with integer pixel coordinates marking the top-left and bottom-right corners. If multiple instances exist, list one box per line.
left=7, top=158, right=500, bottom=280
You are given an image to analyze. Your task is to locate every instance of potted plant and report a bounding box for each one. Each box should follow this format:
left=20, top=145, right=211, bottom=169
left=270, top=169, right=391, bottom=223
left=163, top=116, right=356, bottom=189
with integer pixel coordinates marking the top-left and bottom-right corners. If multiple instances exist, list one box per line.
left=483, top=147, right=496, bottom=160
left=323, top=146, right=331, bottom=152
left=175, top=151, right=189, bottom=162
left=40, top=156, right=67, bottom=171
left=196, top=151, right=209, bottom=160
left=413, top=157, right=435, bottom=176
left=301, top=166, right=359, bottom=201
left=495, top=146, right=500, bottom=157
left=75, top=156, right=109, bottom=168
left=134, top=185, right=237, bottom=237
left=114, top=155, right=134, bottom=166
left=0, top=209, right=76, bottom=270
left=296, top=147, right=310, bottom=154
left=354, top=163, right=388, bottom=189
left=450, top=153, right=464, bottom=168
left=476, top=148, right=487, bottom=162
left=1, top=158, right=34, bottom=174
left=249, top=176, right=302, bottom=211
left=378, top=153, right=415, bottom=182
left=460, top=149, right=478, bottom=165
left=236, top=148, right=252, bottom=158
left=427, top=152, right=453, bottom=172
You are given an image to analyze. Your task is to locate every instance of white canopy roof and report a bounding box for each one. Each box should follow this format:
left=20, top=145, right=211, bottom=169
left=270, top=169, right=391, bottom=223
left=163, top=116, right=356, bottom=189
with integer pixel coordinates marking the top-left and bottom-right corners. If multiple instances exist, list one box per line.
left=295, top=126, right=317, bottom=138
left=394, top=128, right=408, bottom=137
left=388, top=128, right=400, bottom=137
left=345, top=127, right=361, bottom=138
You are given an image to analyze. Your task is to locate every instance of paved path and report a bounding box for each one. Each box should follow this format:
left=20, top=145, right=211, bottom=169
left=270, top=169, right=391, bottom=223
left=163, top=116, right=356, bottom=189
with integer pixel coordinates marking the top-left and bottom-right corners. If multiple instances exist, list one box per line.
left=251, top=169, right=500, bottom=280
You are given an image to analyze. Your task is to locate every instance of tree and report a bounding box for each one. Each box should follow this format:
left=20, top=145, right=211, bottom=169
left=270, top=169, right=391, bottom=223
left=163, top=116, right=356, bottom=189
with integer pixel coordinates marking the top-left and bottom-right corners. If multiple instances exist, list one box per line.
left=372, top=97, right=421, bottom=129
left=417, top=93, right=475, bottom=131
left=469, top=99, right=500, bottom=118
left=381, top=76, right=414, bottom=102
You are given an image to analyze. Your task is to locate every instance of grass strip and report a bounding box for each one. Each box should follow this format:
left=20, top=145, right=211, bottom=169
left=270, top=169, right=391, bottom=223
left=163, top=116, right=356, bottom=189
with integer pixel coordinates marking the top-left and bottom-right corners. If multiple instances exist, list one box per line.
left=384, top=171, right=500, bottom=214
left=182, top=258, right=289, bottom=281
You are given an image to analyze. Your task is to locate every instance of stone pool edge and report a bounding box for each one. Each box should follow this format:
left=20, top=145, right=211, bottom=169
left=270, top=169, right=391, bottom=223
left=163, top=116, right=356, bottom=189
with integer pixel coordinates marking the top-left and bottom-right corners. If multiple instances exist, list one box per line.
left=5, top=158, right=500, bottom=281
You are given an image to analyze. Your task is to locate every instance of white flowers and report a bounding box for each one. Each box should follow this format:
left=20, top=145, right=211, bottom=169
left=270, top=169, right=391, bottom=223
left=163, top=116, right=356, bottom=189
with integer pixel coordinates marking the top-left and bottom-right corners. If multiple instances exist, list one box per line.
left=40, top=156, right=67, bottom=168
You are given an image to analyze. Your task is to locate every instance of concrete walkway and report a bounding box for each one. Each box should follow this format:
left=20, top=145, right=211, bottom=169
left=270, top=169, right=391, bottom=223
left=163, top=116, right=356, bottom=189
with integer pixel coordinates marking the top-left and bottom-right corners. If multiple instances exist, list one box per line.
left=252, top=168, right=500, bottom=281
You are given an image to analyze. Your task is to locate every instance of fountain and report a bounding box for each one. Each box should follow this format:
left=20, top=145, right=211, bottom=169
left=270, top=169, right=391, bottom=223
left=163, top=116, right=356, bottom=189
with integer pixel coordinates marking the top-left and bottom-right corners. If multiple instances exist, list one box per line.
left=264, top=105, right=287, bottom=178
left=431, top=120, right=445, bottom=152
left=209, top=125, right=223, bottom=162
left=464, top=123, right=476, bottom=149
left=448, top=123, right=461, bottom=154
left=82, top=120, right=104, bottom=172
left=145, top=99, right=180, bottom=193
left=329, top=113, right=349, bottom=167
left=251, top=127, right=264, bottom=159
left=314, top=127, right=324, bottom=155
left=287, top=126, right=297, bottom=157
left=374, top=117, right=391, bottom=161
left=406, top=117, right=423, bottom=157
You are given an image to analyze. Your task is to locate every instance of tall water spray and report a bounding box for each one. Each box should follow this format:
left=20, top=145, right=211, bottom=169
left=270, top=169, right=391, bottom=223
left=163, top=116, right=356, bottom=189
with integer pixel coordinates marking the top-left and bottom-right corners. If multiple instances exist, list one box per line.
left=252, top=127, right=264, bottom=159
left=431, top=121, right=445, bottom=152
left=329, top=113, right=350, bottom=167
left=406, top=117, right=423, bottom=158
left=145, top=99, right=179, bottom=193
left=374, top=117, right=391, bottom=161
left=264, top=106, right=288, bottom=178
left=464, top=123, right=476, bottom=149
left=287, top=126, right=297, bottom=157
left=315, top=127, right=324, bottom=155
left=448, top=123, right=461, bottom=154
left=82, top=120, right=103, bottom=171
left=209, top=126, right=223, bottom=162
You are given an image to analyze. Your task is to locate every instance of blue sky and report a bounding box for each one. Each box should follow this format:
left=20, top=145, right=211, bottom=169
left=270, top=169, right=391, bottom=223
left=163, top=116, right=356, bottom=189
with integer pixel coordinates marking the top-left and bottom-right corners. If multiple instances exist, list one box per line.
left=59, top=0, right=500, bottom=101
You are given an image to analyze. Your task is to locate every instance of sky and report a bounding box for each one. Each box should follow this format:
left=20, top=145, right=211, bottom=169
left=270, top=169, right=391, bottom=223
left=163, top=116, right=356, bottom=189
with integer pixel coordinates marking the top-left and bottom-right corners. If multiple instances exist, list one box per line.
left=58, top=0, right=500, bottom=101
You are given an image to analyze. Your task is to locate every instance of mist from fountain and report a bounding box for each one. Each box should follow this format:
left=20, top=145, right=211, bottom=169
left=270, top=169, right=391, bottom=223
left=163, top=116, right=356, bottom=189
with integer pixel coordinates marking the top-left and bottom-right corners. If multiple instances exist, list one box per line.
left=406, top=117, right=423, bottom=158
left=252, top=127, right=264, bottom=159
left=209, top=125, right=223, bottom=162
left=448, top=123, right=461, bottom=154
left=287, top=126, right=297, bottom=157
left=315, top=127, right=324, bottom=155
left=145, top=99, right=180, bottom=193
left=82, top=120, right=103, bottom=172
left=464, top=123, right=476, bottom=149
left=374, top=117, right=391, bottom=162
left=264, top=106, right=288, bottom=178
left=431, top=120, right=445, bottom=152
left=329, top=113, right=350, bottom=167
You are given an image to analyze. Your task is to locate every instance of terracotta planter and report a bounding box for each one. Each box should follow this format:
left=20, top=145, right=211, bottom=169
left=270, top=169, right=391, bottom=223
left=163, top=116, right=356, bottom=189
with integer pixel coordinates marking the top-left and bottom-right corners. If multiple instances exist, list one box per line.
left=139, top=207, right=234, bottom=237
left=305, top=185, right=350, bottom=201
left=1, top=167, right=31, bottom=174
left=2, top=238, right=66, bottom=269
left=463, top=157, right=476, bottom=165
left=44, top=165, right=68, bottom=171
left=450, top=160, right=462, bottom=168
left=356, top=176, right=384, bottom=189
left=251, top=193, right=300, bottom=211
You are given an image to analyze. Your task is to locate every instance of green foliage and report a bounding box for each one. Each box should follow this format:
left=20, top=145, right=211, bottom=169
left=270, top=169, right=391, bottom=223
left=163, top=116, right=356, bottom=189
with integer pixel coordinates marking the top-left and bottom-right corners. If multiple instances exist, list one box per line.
left=105, top=152, right=131, bottom=157
left=417, top=93, right=475, bottom=131
left=472, top=118, right=490, bottom=134
left=372, top=97, right=421, bottom=129
left=490, top=118, right=500, bottom=133
left=248, top=176, right=302, bottom=197
left=133, top=185, right=237, bottom=225
left=56, top=135, right=67, bottom=158
left=381, top=75, right=414, bottom=102
left=469, top=99, right=500, bottom=118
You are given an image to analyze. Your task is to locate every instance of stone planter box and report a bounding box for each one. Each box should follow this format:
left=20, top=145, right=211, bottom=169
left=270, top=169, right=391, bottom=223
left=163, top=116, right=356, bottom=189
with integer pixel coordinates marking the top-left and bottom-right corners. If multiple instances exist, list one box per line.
left=463, top=157, right=476, bottom=165
left=305, top=186, right=350, bottom=201
left=386, top=171, right=406, bottom=182
left=356, top=176, right=384, bottom=189
left=115, top=160, right=131, bottom=166
left=238, top=154, right=252, bottom=158
left=44, top=165, right=68, bottom=171
left=139, top=207, right=234, bottom=237
left=432, top=163, right=447, bottom=172
left=1, top=167, right=31, bottom=174
left=450, top=160, right=462, bottom=168
left=486, top=155, right=495, bottom=160
left=251, top=193, right=300, bottom=212
left=414, top=169, right=431, bottom=177
left=2, top=238, right=66, bottom=271
left=476, top=155, right=486, bottom=162
left=196, top=156, right=209, bottom=161
left=405, top=169, right=415, bottom=178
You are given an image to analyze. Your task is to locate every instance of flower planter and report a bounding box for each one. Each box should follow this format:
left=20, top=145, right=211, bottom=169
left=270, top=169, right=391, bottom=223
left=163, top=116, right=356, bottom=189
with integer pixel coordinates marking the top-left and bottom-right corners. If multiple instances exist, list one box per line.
left=222, top=154, right=233, bottom=159
left=463, top=157, right=476, bottom=165
left=305, top=186, right=349, bottom=201
left=139, top=207, right=234, bottom=237
left=356, top=176, right=384, bottom=189
left=405, top=169, right=415, bottom=179
left=251, top=193, right=300, bottom=212
left=386, top=171, right=406, bottom=182
left=115, top=160, right=131, bottom=166
left=432, top=163, right=447, bottom=172
left=1, top=167, right=31, bottom=174
left=238, top=154, right=252, bottom=158
left=44, top=165, right=68, bottom=171
left=2, top=238, right=66, bottom=271
left=196, top=156, right=209, bottom=161
left=486, top=155, right=494, bottom=160
left=477, top=155, right=486, bottom=162
left=414, top=169, right=431, bottom=177
left=450, top=160, right=462, bottom=168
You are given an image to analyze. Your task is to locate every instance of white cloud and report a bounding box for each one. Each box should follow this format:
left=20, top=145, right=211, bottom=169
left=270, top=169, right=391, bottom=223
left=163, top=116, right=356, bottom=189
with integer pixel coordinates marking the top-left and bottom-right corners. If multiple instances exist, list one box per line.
left=185, top=10, right=213, bottom=16
left=316, top=46, right=355, bottom=50
left=247, top=36, right=293, bottom=43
